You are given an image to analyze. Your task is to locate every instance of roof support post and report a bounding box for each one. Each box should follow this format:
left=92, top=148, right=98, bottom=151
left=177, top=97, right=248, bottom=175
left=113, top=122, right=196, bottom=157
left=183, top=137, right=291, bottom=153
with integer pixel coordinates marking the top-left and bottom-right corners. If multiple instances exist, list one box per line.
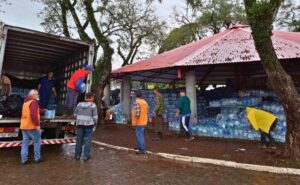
left=122, top=76, right=131, bottom=122
left=186, top=70, right=197, bottom=124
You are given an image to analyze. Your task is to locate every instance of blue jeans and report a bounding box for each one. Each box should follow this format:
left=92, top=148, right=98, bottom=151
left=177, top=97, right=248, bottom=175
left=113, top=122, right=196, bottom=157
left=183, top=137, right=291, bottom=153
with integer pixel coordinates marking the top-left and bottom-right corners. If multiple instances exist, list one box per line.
left=75, top=127, right=93, bottom=159
left=21, top=130, right=41, bottom=163
left=135, top=126, right=146, bottom=152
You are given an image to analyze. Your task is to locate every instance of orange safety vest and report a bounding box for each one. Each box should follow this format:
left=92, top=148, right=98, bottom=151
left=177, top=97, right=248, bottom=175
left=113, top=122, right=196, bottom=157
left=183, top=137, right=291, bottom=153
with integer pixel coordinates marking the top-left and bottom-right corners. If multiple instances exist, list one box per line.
left=132, top=99, right=148, bottom=126
left=20, top=100, right=40, bottom=130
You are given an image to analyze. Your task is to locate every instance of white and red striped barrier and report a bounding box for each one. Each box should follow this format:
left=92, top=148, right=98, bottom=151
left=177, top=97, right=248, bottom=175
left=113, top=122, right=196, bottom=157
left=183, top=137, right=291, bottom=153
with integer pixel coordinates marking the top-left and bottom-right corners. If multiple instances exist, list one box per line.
left=0, top=138, right=76, bottom=148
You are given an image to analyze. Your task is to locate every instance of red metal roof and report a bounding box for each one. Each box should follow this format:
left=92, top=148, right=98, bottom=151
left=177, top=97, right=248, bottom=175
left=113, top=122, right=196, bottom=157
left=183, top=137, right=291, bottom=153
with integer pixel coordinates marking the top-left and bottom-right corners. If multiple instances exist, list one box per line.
left=112, top=25, right=300, bottom=74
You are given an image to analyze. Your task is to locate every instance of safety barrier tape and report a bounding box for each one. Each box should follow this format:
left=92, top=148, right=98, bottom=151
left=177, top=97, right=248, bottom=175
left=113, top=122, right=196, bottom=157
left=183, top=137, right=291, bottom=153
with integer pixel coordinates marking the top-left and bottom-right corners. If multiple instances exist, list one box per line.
left=0, top=138, right=76, bottom=148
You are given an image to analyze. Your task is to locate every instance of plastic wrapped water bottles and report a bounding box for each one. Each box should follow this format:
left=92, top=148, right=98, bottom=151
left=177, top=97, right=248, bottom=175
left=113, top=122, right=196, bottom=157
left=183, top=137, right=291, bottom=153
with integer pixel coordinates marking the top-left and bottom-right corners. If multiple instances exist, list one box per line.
left=129, top=89, right=287, bottom=143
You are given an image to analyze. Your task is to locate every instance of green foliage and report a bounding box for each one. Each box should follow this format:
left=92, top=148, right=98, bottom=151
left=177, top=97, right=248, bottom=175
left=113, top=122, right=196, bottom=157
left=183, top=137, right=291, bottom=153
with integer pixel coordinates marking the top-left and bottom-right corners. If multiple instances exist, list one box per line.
left=159, top=0, right=247, bottom=53
left=244, top=0, right=282, bottom=70
left=198, top=0, right=247, bottom=33
left=244, top=0, right=281, bottom=58
left=159, top=23, right=199, bottom=53
left=145, top=83, right=185, bottom=90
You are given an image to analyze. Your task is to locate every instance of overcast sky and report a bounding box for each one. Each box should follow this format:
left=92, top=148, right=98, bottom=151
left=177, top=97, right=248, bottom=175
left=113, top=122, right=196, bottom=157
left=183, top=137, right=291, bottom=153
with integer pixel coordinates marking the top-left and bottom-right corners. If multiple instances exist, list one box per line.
left=0, top=0, right=185, bottom=69
left=0, top=0, right=182, bottom=31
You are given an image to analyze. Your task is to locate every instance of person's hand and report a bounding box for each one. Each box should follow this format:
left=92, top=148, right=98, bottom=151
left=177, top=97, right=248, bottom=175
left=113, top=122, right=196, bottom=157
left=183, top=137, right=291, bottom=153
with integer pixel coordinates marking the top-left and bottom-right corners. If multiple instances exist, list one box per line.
left=36, top=126, right=41, bottom=130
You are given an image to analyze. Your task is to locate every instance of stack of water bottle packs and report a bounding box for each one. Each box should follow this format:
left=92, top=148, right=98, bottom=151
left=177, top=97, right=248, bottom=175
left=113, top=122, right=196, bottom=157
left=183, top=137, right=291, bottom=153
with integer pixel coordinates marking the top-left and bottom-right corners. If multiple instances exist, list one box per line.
left=11, top=87, right=30, bottom=98
left=168, top=88, right=286, bottom=142
left=110, top=103, right=127, bottom=124
left=141, top=89, right=180, bottom=124
left=111, top=88, right=287, bottom=142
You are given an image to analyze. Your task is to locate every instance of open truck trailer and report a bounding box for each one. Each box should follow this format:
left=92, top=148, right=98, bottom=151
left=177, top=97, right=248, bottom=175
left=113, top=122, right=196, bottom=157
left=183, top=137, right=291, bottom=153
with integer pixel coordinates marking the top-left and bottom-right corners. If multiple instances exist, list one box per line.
left=0, top=23, right=94, bottom=148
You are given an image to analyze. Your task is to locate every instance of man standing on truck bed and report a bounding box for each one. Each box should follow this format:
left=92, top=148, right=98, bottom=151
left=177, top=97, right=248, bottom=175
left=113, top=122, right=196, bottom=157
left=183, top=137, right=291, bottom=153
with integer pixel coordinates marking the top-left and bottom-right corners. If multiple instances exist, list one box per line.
left=20, top=89, right=44, bottom=164
left=66, top=65, right=93, bottom=116
left=37, top=71, right=57, bottom=109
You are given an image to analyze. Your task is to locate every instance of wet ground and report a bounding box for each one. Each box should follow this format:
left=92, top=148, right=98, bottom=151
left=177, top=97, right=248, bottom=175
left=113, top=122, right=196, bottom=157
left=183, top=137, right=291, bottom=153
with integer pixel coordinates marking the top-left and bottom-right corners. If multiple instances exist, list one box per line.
left=94, top=125, right=300, bottom=168
left=0, top=144, right=299, bottom=185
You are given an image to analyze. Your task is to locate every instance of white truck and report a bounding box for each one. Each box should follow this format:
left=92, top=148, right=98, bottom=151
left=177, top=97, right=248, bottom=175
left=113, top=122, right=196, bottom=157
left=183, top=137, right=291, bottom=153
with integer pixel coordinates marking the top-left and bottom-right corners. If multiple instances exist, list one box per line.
left=0, top=23, right=94, bottom=148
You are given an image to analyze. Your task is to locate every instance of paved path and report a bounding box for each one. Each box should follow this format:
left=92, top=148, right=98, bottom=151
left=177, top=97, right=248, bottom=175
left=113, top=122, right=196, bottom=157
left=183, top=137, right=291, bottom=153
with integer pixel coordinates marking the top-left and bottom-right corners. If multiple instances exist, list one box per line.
left=0, top=144, right=299, bottom=185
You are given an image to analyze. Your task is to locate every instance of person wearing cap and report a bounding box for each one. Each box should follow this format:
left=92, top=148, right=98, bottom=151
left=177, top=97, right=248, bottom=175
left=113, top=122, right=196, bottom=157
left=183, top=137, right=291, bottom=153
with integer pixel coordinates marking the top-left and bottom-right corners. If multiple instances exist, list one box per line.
left=66, top=65, right=93, bottom=115
left=176, top=90, right=194, bottom=141
left=37, top=71, right=57, bottom=109
left=132, top=91, right=149, bottom=154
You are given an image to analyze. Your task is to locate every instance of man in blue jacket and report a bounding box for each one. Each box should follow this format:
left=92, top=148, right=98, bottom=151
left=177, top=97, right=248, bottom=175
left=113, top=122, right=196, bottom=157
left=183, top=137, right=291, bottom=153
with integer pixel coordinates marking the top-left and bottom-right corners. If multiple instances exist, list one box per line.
left=37, top=72, right=57, bottom=109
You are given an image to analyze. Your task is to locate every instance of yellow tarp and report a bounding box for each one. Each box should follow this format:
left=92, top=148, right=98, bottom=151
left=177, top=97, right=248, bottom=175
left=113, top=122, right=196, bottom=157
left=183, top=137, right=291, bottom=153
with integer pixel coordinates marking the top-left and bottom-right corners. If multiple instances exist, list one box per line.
left=246, top=107, right=277, bottom=133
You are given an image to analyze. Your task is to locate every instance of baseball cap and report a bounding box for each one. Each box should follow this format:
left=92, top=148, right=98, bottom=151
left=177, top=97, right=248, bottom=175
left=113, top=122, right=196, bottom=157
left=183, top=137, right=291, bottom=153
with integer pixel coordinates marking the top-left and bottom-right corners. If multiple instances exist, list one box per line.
left=84, top=65, right=94, bottom=71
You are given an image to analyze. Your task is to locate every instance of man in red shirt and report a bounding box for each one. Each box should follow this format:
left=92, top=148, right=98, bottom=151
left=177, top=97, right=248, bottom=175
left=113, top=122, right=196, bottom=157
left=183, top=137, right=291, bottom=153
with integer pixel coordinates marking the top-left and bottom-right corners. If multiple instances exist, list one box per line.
left=66, top=65, right=93, bottom=115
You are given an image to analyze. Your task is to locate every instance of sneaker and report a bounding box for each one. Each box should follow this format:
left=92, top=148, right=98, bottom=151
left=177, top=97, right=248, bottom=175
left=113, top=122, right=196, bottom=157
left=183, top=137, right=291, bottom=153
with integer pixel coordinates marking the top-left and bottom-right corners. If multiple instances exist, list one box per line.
left=185, top=136, right=195, bottom=141
left=75, top=156, right=80, bottom=160
left=21, top=161, right=29, bottom=165
left=135, top=150, right=146, bottom=155
left=83, top=156, right=91, bottom=161
left=34, top=158, right=45, bottom=163
left=270, top=145, right=277, bottom=149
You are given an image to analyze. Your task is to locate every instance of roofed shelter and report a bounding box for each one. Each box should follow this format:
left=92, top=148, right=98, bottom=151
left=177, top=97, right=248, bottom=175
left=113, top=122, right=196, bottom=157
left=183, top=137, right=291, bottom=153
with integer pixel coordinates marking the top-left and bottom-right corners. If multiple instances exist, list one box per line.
left=111, top=25, right=300, bottom=122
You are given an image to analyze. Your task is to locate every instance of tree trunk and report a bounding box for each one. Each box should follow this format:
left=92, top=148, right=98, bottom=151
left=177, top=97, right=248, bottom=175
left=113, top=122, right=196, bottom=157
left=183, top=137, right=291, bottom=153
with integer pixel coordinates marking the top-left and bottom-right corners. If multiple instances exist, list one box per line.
left=245, top=0, right=300, bottom=160
left=95, top=49, right=113, bottom=124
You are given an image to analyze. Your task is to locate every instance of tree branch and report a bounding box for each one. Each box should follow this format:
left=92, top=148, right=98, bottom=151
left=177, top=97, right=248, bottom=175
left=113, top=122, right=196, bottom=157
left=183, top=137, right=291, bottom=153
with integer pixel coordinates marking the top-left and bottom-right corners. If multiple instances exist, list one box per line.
left=66, top=0, right=91, bottom=41
left=60, top=0, right=71, bottom=38
left=83, top=0, right=112, bottom=53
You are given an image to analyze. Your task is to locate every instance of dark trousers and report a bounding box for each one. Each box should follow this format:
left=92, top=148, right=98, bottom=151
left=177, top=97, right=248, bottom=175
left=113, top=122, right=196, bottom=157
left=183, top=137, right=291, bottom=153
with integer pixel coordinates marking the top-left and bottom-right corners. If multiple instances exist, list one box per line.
left=155, top=115, right=165, bottom=136
left=66, top=88, right=78, bottom=115
left=260, top=120, right=277, bottom=147
left=260, top=131, right=275, bottom=147
left=180, top=115, right=191, bottom=139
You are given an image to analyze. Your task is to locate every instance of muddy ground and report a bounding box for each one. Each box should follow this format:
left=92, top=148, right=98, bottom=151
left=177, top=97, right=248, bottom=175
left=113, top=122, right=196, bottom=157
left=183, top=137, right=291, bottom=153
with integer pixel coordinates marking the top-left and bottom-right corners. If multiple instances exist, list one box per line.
left=93, top=124, right=300, bottom=168
left=0, top=144, right=299, bottom=185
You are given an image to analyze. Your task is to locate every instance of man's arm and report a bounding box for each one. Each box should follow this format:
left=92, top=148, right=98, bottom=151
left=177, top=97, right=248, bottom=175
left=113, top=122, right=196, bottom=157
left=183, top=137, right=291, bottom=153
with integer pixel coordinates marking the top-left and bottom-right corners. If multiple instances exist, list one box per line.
left=134, top=103, right=140, bottom=117
left=176, top=98, right=183, bottom=117
left=154, top=96, right=160, bottom=114
left=52, top=87, right=57, bottom=96
left=92, top=104, right=98, bottom=124
left=29, top=101, right=40, bottom=130
left=75, top=78, right=85, bottom=93
left=74, top=104, right=80, bottom=116
left=37, top=84, right=41, bottom=92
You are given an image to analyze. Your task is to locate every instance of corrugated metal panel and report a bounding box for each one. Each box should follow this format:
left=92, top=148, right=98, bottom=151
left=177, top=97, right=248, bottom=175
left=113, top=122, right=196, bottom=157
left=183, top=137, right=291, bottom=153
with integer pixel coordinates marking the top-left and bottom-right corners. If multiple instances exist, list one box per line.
left=112, top=25, right=300, bottom=74
left=2, top=26, right=90, bottom=74
left=112, top=29, right=230, bottom=73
